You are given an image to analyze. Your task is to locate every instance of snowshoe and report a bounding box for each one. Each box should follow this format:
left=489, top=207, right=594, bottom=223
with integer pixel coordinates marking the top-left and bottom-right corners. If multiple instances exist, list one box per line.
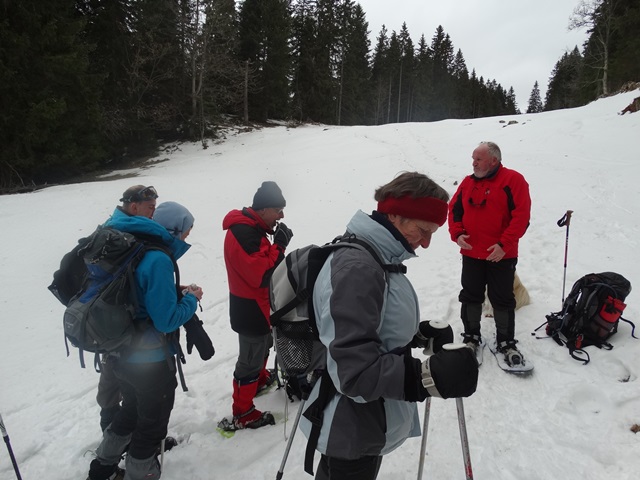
left=488, top=339, right=534, bottom=375
left=217, top=408, right=276, bottom=432
left=497, top=340, right=523, bottom=367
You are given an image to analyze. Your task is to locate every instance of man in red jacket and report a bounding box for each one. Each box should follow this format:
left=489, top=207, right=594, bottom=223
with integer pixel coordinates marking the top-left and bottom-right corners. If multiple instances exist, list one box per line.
left=448, top=142, right=531, bottom=366
left=220, top=181, right=293, bottom=431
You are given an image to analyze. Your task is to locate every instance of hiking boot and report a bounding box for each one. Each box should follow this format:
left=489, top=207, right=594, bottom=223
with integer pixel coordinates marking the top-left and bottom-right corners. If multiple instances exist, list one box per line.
left=87, top=460, right=125, bottom=480
left=462, top=334, right=483, bottom=365
left=497, top=341, right=523, bottom=366
left=233, top=407, right=275, bottom=430
left=155, top=436, right=179, bottom=456
left=257, top=369, right=278, bottom=394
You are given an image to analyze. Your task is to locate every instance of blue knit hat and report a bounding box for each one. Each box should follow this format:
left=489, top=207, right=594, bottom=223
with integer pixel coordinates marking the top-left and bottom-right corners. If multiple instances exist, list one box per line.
left=153, top=201, right=195, bottom=239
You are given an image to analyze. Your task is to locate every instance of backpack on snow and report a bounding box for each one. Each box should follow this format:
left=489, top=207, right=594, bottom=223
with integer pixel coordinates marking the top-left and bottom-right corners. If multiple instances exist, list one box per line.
left=269, top=234, right=406, bottom=475
left=543, top=272, right=636, bottom=364
left=49, top=226, right=175, bottom=370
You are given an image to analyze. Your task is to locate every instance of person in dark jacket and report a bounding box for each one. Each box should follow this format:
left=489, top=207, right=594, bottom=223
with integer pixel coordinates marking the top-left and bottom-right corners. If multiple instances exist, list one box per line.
left=97, top=185, right=160, bottom=432
left=300, top=172, right=478, bottom=480
left=448, top=141, right=531, bottom=366
left=219, top=181, right=294, bottom=431
left=87, top=202, right=202, bottom=480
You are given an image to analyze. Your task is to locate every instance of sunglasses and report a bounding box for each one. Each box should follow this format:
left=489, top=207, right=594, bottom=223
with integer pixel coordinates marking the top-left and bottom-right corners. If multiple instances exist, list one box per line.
left=121, top=186, right=158, bottom=203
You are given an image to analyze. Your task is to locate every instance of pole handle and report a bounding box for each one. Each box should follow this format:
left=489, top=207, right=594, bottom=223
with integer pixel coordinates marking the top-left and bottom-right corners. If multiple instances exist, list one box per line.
left=557, top=210, right=573, bottom=227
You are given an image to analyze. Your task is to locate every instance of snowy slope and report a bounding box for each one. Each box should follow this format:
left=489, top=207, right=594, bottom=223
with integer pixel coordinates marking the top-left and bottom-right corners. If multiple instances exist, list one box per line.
left=1, top=90, right=639, bottom=480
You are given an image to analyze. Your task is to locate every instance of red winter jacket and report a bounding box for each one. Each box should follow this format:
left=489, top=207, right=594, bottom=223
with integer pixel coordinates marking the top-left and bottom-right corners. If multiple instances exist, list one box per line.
left=448, top=164, right=531, bottom=260
left=222, top=208, right=284, bottom=336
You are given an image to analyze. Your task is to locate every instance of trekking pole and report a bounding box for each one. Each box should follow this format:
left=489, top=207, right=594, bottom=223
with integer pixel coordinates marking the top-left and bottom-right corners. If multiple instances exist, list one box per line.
left=276, top=398, right=306, bottom=480
left=159, top=438, right=165, bottom=470
left=416, top=397, right=432, bottom=480
left=0, top=413, right=23, bottom=480
left=557, top=210, right=573, bottom=303
left=455, top=398, right=473, bottom=480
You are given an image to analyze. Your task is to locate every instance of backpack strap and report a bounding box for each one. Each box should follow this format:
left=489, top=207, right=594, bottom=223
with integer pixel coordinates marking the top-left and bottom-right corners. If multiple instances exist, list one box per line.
left=302, top=369, right=337, bottom=476
left=619, top=317, right=638, bottom=339
left=336, top=234, right=407, bottom=274
left=135, top=240, right=190, bottom=392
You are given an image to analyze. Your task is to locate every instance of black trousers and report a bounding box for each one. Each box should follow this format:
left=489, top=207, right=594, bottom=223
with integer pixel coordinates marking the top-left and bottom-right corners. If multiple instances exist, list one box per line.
left=96, top=355, right=122, bottom=432
left=459, top=256, right=517, bottom=309
left=110, top=358, right=178, bottom=460
left=316, top=454, right=383, bottom=480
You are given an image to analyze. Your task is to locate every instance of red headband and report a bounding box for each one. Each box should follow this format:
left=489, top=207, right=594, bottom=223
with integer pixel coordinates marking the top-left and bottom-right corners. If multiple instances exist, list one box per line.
left=377, top=195, right=448, bottom=226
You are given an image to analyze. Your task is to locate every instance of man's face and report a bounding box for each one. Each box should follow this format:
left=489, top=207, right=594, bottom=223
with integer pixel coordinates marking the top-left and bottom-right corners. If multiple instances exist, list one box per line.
left=472, top=145, right=499, bottom=178
left=128, top=199, right=156, bottom=219
left=258, top=207, right=285, bottom=229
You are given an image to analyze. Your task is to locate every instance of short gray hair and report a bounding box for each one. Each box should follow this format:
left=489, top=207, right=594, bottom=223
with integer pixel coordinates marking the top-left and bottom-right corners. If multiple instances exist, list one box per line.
left=480, top=141, right=502, bottom=162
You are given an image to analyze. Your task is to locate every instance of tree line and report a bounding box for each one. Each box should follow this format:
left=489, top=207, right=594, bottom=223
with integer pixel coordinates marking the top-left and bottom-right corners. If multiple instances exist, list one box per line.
left=2, top=0, right=636, bottom=190
left=526, top=0, right=639, bottom=113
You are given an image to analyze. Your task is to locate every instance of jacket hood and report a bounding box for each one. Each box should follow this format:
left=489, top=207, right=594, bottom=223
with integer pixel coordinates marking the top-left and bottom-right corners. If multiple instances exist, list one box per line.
left=222, top=207, right=269, bottom=232
left=104, top=208, right=191, bottom=260
left=345, top=210, right=416, bottom=264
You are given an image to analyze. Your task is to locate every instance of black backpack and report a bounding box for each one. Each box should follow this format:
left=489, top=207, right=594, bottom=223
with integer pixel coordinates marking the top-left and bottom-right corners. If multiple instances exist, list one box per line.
left=269, top=234, right=406, bottom=475
left=543, top=272, right=636, bottom=364
left=49, top=226, right=175, bottom=370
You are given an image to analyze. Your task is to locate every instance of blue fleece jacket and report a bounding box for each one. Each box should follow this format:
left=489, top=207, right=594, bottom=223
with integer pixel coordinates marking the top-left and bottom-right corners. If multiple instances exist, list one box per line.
left=104, top=208, right=197, bottom=362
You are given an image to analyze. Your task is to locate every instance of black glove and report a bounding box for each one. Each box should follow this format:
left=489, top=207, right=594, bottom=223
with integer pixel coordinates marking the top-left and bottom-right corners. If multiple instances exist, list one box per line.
left=183, top=314, right=215, bottom=361
left=411, top=320, right=454, bottom=353
left=403, top=351, right=429, bottom=402
left=420, top=345, right=478, bottom=399
left=273, top=222, right=293, bottom=249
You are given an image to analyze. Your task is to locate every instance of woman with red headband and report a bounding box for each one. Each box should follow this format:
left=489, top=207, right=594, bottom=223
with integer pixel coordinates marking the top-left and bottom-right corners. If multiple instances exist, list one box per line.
left=299, top=172, right=478, bottom=480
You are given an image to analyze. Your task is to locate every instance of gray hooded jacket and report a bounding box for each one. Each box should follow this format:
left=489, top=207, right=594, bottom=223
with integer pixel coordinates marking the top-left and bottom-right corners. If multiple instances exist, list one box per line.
left=299, top=210, right=422, bottom=459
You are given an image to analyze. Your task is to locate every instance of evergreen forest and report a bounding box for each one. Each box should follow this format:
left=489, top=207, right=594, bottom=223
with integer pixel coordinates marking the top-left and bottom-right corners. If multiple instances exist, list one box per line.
left=1, top=0, right=638, bottom=190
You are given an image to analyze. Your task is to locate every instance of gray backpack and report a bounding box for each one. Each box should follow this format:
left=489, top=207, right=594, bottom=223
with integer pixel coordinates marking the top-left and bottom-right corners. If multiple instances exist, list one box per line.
left=54, top=227, right=171, bottom=369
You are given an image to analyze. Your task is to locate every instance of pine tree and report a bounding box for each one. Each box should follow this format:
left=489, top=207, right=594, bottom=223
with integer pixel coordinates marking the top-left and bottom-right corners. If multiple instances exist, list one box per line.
left=429, top=26, right=455, bottom=119
left=526, top=81, right=544, bottom=113
left=335, top=1, right=371, bottom=125
left=238, top=0, right=291, bottom=122
left=410, top=34, right=433, bottom=122
left=0, top=0, right=103, bottom=189
left=369, top=25, right=390, bottom=124
left=545, top=48, right=583, bottom=111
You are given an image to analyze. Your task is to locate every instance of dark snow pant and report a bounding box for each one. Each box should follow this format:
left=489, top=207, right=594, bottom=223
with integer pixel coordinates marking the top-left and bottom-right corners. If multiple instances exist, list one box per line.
left=315, top=454, right=383, bottom=480
left=459, top=256, right=518, bottom=343
left=96, top=355, right=122, bottom=432
left=89, top=357, right=177, bottom=480
left=232, top=333, right=273, bottom=416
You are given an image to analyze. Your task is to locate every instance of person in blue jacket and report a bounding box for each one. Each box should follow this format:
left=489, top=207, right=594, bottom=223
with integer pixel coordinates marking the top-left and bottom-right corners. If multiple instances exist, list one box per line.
left=97, top=185, right=161, bottom=432
left=87, top=200, right=202, bottom=480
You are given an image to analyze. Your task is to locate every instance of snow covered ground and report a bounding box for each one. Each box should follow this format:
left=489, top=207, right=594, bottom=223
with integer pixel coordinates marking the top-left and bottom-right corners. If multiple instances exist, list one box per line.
left=1, top=89, right=639, bottom=480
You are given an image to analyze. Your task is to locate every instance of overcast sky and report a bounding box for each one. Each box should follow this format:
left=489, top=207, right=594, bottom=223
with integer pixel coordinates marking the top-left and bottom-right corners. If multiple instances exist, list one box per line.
left=356, top=0, right=589, bottom=111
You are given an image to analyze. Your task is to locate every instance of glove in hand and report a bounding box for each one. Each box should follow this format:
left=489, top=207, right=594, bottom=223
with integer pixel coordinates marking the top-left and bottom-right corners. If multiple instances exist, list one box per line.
left=273, top=222, right=293, bottom=249
left=411, top=320, right=454, bottom=353
left=403, top=351, right=429, bottom=402
left=421, top=345, right=478, bottom=399
left=183, top=314, right=215, bottom=361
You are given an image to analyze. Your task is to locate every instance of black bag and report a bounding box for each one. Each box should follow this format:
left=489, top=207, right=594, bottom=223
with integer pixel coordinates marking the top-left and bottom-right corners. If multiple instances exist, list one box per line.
left=269, top=234, right=406, bottom=475
left=544, top=272, right=636, bottom=364
left=49, top=226, right=171, bottom=369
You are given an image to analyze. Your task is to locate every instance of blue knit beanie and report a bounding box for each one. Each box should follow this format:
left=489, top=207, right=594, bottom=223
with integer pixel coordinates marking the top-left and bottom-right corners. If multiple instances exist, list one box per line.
left=153, top=201, right=195, bottom=239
